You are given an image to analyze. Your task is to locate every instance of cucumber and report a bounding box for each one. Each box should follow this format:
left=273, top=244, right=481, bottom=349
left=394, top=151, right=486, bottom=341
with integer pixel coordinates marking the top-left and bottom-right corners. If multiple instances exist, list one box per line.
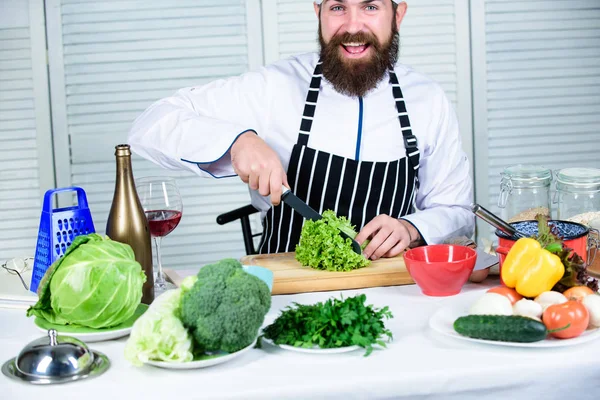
left=453, top=315, right=548, bottom=343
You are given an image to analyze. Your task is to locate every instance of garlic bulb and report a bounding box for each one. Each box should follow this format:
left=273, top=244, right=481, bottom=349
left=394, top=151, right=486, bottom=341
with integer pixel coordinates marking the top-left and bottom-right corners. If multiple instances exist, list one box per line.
left=513, top=299, right=543, bottom=321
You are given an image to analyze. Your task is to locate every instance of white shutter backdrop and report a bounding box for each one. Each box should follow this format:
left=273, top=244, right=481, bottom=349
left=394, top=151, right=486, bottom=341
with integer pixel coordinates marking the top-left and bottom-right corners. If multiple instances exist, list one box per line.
left=44, top=0, right=264, bottom=269
left=472, top=0, right=600, bottom=243
left=261, top=0, right=474, bottom=160
left=0, top=0, right=53, bottom=261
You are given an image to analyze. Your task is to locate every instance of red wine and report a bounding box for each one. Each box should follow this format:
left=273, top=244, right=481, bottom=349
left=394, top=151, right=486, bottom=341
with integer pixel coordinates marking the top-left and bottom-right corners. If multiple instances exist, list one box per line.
left=145, top=210, right=182, bottom=237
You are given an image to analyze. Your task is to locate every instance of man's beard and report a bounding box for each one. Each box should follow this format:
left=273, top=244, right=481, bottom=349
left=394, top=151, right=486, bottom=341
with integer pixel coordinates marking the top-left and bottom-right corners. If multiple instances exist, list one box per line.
left=318, top=24, right=399, bottom=98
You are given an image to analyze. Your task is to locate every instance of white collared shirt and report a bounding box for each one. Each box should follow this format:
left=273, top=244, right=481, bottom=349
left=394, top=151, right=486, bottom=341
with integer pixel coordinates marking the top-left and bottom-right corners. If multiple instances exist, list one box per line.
left=128, top=52, right=475, bottom=244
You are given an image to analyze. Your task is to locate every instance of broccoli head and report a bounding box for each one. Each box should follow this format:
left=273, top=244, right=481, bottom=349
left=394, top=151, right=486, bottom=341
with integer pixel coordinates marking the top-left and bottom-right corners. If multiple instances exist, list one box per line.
left=180, top=258, right=272, bottom=353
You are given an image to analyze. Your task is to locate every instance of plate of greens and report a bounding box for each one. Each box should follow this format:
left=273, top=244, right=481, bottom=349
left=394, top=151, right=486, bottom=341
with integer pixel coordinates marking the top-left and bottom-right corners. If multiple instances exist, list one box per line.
left=144, top=339, right=257, bottom=370
left=26, top=234, right=153, bottom=343
left=34, top=303, right=149, bottom=342
left=124, top=258, right=273, bottom=369
left=261, top=293, right=393, bottom=356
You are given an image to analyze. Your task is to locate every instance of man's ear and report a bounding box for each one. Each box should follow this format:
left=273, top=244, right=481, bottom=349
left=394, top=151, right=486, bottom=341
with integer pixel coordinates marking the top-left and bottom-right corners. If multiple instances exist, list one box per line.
left=395, top=2, right=408, bottom=30
left=314, top=2, right=320, bottom=18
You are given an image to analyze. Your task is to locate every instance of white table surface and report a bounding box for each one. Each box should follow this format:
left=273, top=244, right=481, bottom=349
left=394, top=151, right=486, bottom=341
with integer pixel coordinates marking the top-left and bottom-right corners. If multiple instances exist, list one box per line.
left=2, top=276, right=600, bottom=400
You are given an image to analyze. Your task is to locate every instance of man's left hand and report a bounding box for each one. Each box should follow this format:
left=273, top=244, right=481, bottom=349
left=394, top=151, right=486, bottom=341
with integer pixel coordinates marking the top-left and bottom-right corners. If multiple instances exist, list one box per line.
left=355, top=215, right=420, bottom=260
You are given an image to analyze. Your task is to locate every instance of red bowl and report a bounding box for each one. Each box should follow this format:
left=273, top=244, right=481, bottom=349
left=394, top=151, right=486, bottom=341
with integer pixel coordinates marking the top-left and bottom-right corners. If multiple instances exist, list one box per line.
left=404, top=244, right=477, bottom=297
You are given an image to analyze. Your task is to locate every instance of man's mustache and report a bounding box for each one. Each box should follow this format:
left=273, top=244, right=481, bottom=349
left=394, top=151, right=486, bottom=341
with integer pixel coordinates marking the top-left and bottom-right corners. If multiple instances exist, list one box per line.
left=328, top=31, right=380, bottom=48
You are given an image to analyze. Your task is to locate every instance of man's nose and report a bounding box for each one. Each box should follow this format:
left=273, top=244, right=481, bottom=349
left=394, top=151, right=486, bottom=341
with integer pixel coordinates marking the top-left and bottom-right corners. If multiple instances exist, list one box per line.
left=342, top=8, right=365, bottom=34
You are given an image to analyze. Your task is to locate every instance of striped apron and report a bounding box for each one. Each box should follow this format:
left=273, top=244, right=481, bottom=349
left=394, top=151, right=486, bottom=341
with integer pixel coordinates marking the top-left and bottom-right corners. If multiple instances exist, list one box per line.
left=258, top=61, right=420, bottom=254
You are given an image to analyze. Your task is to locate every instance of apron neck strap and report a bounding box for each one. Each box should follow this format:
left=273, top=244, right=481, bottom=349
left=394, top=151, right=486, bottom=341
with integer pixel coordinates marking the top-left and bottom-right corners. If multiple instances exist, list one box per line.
left=389, top=69, right=420, bottom=173
left=297, top=61, right=323, bottom=146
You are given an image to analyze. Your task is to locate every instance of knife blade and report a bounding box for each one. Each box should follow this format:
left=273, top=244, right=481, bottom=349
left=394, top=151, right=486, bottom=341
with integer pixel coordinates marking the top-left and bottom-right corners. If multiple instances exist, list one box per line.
left=280, top=186, right=362, bottom=255
left=473, top=249, right=499, bottom=271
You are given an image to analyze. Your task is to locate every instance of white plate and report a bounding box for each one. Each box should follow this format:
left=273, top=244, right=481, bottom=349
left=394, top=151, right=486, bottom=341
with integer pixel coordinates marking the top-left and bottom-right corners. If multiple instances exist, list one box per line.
left=429, top=296, right=600, bottom=348
left=261, top=338, right=361, bottom=354
left=144, top=339, right=257, bottom=370
left=34, top=326, right=133, bottom=343
left=34, top=304, right=148, bottom=343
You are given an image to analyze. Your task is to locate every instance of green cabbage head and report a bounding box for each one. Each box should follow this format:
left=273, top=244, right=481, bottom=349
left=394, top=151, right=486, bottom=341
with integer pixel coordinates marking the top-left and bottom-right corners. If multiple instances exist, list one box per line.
left=26, top=233, right=146, bottom=329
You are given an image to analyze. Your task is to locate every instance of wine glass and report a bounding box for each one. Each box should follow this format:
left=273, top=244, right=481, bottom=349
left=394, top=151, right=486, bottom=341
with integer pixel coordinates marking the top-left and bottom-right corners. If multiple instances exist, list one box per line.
left=136, top=176, right=183, bottom=295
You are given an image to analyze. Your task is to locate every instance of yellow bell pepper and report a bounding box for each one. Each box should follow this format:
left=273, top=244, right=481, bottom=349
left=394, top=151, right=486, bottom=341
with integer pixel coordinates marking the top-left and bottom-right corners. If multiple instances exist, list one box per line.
left=501, top=238, right=564, bottom=298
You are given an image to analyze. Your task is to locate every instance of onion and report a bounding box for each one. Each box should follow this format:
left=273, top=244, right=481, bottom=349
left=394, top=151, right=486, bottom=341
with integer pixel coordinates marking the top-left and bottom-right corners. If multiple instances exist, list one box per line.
left=469, top=293, right=513, bottom=316
left=534, top=291, right=568, bottom=312
left=513, top=299, right=543, bottom=321
left=582, top=294, right=600, bottom=327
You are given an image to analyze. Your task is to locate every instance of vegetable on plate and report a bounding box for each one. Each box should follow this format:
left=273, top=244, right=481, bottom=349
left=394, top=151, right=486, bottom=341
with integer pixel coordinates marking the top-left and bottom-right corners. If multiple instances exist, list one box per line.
left=534, top=291, right=568, bottom=312
left=180, top=258, right=272, bottom=354
left=295, top=210, right=370, bottom=272
left=454, top=315, right=550, bottom=343
left=468, top=293, right=513, bottom=316
left=125, top=283, right=194, bottom=366
left=512, top=299, right=543, bottom=321
left=124, top=258, right=272, bottom=365
left=542, top=300, right=589, bottom=339
left=582, top=294, right=600, bottom=327
left=487, top=286, right=523, bottom=305
left=26, top=233, right=146, bottom=329
left=562, top=285, right=595, bottom=302
left=262, top=293, right=392, bottom=356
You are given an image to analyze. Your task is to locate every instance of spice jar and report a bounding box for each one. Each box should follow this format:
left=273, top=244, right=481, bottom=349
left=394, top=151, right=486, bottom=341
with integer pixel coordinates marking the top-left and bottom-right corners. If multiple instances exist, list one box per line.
left=555, top=167, right=600, bottom=223
left=498, top=164, right=553, bottom=223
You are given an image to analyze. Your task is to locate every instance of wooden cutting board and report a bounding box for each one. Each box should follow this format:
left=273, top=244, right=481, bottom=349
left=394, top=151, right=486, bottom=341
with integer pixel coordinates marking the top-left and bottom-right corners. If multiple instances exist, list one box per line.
left=239, top=252, right=414, bottom=295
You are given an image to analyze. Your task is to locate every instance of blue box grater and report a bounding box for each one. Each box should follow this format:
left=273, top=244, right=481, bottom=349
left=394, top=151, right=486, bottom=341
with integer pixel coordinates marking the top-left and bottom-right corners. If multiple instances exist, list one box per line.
left=30, top=187, right=96, bottom=293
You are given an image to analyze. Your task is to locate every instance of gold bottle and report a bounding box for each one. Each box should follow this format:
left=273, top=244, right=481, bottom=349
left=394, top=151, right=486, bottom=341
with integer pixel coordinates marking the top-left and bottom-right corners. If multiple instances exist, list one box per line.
left=106, top=144, right=154, bottom=304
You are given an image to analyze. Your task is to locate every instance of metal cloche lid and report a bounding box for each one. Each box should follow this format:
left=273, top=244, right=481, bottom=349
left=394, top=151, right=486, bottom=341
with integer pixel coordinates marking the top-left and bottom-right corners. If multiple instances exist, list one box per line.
left=1, top=329, right=110, bottom=385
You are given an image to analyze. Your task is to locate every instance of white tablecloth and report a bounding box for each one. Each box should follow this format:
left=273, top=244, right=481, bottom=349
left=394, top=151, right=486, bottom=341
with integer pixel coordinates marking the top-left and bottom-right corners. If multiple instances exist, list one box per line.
left=2, top=277, right=600, bottom=400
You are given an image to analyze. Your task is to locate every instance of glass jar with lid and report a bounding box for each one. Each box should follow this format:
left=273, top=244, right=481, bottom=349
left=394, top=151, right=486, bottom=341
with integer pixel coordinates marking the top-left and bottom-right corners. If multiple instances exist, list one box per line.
left=555, top=167, right=600, bottom=224
left=498, top=164, right=553, bottom=223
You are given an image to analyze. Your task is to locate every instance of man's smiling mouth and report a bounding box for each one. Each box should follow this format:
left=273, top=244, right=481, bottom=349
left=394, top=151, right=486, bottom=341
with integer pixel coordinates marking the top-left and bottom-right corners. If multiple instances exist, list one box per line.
left=341, top=42, right=370, bottom=55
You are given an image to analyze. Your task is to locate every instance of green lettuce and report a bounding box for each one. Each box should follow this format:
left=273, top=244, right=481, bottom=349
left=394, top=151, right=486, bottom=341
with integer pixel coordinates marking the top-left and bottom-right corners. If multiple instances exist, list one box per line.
left=26, top=233, right=146, bottom=329
left=295, top=210, right=370, bottom=271
left=125, top=287, right=193, bottom=366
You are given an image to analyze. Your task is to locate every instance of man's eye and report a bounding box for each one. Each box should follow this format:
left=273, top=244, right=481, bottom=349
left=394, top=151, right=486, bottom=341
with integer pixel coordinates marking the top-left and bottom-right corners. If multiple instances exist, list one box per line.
left=331, top=6, right=344, bottom=11
left=365, top=5, right=378, bottom=11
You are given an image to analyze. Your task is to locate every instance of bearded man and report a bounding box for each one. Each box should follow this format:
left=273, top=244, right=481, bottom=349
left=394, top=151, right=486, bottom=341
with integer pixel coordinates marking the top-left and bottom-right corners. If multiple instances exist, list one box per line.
left=128, top=0, right=475, bottom=260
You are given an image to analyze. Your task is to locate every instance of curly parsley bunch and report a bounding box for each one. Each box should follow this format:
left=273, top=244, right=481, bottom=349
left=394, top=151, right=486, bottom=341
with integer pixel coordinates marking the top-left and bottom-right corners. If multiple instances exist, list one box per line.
left=262, top=294, right=393, bottom=356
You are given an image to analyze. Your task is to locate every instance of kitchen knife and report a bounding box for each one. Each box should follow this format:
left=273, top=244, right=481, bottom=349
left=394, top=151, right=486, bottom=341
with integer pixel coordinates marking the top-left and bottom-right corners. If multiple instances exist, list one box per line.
left=473, top=249, right=499, bottom=271
left=280, top=186, right=362, bottom=255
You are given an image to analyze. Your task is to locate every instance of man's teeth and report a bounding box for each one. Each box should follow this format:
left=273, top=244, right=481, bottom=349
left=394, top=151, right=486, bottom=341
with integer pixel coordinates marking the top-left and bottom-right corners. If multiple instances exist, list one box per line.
left=343, top=42, right=366, bottom=47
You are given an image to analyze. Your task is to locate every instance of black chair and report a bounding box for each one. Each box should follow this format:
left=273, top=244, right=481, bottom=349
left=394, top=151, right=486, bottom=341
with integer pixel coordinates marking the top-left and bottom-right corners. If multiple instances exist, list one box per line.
left=216, top=204, right=261, bottom=255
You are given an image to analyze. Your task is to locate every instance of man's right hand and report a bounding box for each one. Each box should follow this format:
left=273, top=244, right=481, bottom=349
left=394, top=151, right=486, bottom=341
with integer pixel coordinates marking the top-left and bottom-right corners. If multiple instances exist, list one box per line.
left=230, top=131, right=289, bottom=206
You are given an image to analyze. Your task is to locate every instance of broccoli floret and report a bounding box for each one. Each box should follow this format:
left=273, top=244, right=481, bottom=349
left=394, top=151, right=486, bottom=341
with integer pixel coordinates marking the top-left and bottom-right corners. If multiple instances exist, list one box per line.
left=180, top=258, right=272, bottom=353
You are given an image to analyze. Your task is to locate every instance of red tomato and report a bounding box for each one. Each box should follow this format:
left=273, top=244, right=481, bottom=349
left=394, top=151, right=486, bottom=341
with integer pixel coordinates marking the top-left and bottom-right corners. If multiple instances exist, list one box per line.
left=562, top=286, right=595, bottom=302
left=487, top=286, right=524, bottom=305
left=542, top=300, right=590, bottom=339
